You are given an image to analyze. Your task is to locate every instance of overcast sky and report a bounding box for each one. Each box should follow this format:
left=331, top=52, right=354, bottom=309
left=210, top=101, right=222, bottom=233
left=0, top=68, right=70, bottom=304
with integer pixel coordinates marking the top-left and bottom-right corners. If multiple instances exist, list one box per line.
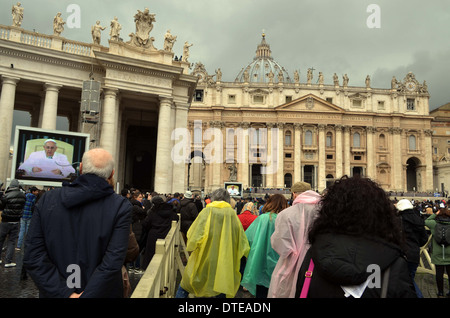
left=2, top=0, right=450, bottom=114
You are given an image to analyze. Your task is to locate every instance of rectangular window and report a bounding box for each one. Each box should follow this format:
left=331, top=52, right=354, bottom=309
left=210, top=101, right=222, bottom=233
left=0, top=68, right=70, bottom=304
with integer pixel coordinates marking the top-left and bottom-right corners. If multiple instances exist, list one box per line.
left=253, top=95, right=264, bottom=104
left=285, top=153, right=292, bottom=158
left=378, top=101, right=385, bottom=110
left=407, top=98, right=415, bottom=111
left=327, top=154, right=333, bottom=160
left=285, top=96, right=292, bottom=103
left=352, top=100, right=362, bottom=108
left=326, top=97, right=333, bottom=103
left=354, top=155, right=361, bottom=160
left=228, top=95, right=236, bottom=104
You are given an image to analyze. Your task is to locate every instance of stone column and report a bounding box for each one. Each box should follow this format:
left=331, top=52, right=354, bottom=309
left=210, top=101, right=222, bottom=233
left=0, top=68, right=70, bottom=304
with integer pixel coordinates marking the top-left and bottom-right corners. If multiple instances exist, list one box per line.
left=424, top=129, right=434, bottom=192
left=41, top=83, right=62, bottom=130
left=208, top=121, right=223, bottom=190
left=99, top=88, right=118, bottom=159
left=293, top=123, right=302, bottom=183
left=265, top=123, right=275, bottom=188
left=366, top=126, right=375, bottom=179
left=335, top=125, right=343, bottom=179
left=318, top=124, right=326, bottom=192
left=154, top=97, right=174, bottom=194
left=343, top=125, right=351, bottom=176
left=238, top=122, right=250, bottom=188
left=0, top=76, right=20, bottom=182
left=172, top=104, right=189, bottom=193
left=276, top=123, right=284, bottom=188
left=391, top=127, right=403, bottom=191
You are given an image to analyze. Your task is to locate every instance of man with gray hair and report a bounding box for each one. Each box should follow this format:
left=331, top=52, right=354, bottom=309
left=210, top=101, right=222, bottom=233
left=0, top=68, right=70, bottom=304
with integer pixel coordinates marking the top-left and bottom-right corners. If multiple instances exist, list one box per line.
left=24, top=148, right=132, bottom=298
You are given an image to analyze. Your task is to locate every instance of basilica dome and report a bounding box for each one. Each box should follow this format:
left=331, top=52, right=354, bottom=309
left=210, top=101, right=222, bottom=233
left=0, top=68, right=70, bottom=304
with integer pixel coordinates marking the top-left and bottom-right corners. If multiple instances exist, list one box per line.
left=235, top=34, right=292, bottom=84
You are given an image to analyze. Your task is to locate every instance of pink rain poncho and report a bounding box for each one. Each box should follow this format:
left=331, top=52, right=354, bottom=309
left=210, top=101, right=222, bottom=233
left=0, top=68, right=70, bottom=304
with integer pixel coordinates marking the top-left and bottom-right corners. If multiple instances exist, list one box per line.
left=180, top=201, right=250, bottom=298
left=268, top=190, right=321, bottom=298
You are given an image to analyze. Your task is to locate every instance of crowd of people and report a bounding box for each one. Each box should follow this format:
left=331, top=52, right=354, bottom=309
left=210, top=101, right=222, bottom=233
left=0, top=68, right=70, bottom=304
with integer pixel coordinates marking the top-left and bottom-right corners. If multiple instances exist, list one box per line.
left=0, top=147, right=449, bottom=298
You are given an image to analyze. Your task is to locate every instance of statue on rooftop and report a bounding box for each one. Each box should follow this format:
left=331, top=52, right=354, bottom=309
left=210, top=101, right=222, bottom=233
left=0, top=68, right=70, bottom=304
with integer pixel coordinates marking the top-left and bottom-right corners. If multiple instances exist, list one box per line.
left=12, top=2, right=24, bottom=27
left=181, top=41, right=193, bottom=62
left=128, top=8, right=156, bottom=48
left=53, top=12, right=65, bottom=36
left=110, top=17, right=122, bottom=41
left=91, top=21, right=106, bottom=45
left=163, top=30, right=177, bottom=52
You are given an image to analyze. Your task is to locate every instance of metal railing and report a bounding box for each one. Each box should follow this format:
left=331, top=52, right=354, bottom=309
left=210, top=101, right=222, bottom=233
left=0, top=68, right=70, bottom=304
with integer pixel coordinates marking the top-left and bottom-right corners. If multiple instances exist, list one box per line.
left=131, top=217, right=188, bottom=298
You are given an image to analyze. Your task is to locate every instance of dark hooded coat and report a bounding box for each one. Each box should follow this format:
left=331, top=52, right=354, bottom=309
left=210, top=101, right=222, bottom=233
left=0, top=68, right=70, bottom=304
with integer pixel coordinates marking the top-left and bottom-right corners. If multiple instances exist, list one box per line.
left=0, top=179, right=26, bottom=222
left=295, top=233, right=417, bottom=298
left=141, top=198, right=179, bottom=270
left=23, top=173, right=132, bottom=298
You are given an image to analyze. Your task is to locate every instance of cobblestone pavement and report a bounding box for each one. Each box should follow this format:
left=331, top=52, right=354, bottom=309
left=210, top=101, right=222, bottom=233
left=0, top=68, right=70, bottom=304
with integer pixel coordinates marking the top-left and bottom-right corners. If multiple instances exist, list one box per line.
left=0, top=248, right=446, bottom=298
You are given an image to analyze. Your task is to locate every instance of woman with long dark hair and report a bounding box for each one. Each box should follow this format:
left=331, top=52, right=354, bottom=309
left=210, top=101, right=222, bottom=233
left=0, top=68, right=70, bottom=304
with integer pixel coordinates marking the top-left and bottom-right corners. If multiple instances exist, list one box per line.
left=295, top=176, right=416, bottom=298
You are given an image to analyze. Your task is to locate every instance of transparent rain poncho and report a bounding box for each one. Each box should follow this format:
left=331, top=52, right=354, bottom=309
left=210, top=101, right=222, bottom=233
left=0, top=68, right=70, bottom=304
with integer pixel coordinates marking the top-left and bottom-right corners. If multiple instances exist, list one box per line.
left=268, top=190, right=321, bottom=298
left=180, top=201, right=250, bottom=298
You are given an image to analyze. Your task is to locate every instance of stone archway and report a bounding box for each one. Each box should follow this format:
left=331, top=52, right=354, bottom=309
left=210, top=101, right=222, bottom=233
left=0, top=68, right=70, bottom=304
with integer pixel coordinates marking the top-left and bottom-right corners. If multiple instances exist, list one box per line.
left=187, top=150, right=205, bottom=191
left=406, top=157, right=421, bottom=191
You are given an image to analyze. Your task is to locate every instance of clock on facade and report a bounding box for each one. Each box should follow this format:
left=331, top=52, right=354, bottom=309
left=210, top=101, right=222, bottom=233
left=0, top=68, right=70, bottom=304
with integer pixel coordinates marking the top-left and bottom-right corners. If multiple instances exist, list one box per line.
left=406, top=81, right=417, bottom=92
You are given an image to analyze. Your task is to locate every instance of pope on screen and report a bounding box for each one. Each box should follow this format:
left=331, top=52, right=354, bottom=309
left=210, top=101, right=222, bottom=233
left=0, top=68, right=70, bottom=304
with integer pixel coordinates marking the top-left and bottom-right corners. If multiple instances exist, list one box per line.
left=18, top=139, right=76, bottom=178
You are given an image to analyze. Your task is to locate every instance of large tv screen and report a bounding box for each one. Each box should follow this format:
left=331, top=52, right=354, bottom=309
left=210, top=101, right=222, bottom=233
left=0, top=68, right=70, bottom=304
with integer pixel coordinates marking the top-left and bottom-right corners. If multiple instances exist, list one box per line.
left=11, top=126, right=90, bottom=186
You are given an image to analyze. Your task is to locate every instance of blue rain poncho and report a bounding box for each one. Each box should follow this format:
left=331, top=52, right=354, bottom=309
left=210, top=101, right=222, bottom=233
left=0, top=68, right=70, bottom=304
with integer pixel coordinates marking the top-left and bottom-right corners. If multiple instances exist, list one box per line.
left=241, top=212, right=279, bottom=296
left=180, top=201, right=250, bottom=298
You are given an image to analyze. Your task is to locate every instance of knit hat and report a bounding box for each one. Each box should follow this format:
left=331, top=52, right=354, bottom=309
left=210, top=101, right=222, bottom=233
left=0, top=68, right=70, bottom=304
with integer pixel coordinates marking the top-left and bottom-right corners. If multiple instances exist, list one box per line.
left=396, top=199, right=413, bottom=211
left=184, top=190, right=193, bottom=199
left=291, top=181, right=311, bottom=194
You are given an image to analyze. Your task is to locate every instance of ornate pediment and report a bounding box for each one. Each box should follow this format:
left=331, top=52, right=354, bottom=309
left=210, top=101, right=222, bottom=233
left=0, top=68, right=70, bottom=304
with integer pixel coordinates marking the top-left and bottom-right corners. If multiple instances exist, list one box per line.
left=348, top=92, right=368, bottom=100
left=275, top=94, right=344, bottom=113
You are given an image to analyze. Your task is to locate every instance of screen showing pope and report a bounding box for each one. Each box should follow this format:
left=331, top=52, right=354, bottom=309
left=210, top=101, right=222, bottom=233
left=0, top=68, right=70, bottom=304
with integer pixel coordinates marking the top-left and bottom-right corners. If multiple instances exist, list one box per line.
left=18, top=139, right=76, bottom=178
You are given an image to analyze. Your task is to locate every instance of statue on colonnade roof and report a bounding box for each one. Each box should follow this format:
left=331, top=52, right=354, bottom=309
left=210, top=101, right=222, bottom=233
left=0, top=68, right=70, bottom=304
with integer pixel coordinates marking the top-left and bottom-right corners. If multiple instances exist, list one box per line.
left=12, top=2, right=24, bottom=27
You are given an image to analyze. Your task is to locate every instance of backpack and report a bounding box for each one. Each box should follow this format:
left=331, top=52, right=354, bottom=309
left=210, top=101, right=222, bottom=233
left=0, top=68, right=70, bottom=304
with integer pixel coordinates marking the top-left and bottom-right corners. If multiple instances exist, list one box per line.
left=434, top=221, right=450, bottom=246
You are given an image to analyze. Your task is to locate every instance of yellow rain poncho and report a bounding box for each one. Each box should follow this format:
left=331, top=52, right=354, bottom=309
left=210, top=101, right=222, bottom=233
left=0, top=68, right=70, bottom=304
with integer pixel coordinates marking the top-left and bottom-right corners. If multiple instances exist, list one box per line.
left=180, top=201, right=250, bottom=298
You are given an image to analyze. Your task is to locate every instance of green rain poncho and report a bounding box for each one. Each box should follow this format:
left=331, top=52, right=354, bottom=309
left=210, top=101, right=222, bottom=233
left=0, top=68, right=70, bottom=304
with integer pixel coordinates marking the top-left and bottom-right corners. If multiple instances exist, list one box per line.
left=180, top=201, right=250, bottom=298
left=241, top=212, right=279, bottom=296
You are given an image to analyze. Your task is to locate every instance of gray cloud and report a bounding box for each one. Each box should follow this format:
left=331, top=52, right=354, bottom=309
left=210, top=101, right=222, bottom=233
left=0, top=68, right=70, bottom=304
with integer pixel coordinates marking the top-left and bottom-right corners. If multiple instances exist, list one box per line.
left=1, top=0, right=449, bottom=110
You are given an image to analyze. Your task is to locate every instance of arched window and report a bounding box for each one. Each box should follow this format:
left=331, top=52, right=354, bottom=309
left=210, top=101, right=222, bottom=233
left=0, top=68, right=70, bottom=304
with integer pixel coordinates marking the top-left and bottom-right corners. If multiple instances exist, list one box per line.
left=285, top=130, right=292, bottom=146
left=353, top=132, right=361, bottom=148
left=326, top=132, right=333, bottom=147
left=409, top=135, right=416, bottom=150
left=305, top=130, right=313, bottom=146
left=284, top=173, right=292, bottom=188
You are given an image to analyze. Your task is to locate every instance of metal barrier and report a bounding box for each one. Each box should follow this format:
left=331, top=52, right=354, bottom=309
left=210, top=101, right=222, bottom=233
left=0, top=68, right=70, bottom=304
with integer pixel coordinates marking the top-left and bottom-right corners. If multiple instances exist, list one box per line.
left=131, top=217, right=188, bottom=298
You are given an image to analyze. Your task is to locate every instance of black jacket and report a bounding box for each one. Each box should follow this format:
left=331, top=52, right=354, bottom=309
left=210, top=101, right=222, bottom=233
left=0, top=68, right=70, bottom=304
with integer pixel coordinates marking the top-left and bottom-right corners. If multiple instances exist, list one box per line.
left=296, top=233, right=417, bottom=298
left=400, top=209, right=429, bottom=264
left=141, top=202, right=179, bottom=269
left=131, top=199, right=147, bottom=242
left=0, top=179, right=26, bottom=222
left=23, top=174, right=132, bottom=298
left=179, top=198, right=198, bottom=233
